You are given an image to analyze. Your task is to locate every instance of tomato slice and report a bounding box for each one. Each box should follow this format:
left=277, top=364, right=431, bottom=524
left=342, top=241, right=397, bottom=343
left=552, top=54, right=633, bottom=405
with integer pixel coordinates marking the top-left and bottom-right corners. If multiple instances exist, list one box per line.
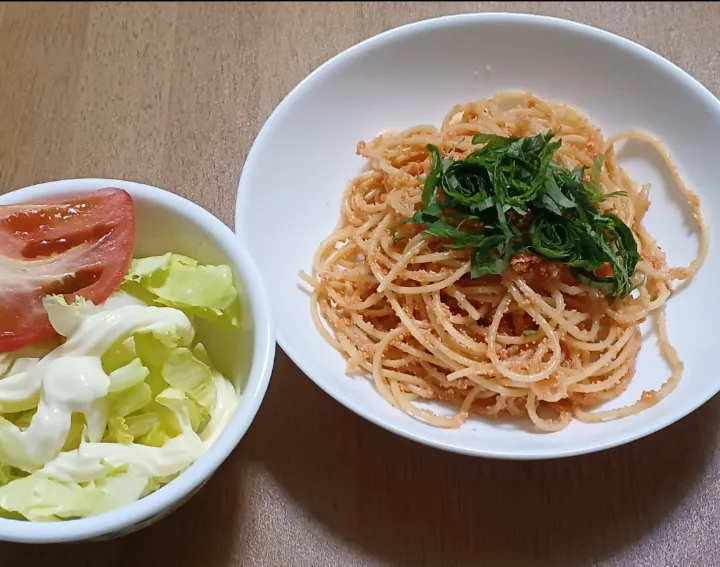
left=0, top=188, right=135, bottom=352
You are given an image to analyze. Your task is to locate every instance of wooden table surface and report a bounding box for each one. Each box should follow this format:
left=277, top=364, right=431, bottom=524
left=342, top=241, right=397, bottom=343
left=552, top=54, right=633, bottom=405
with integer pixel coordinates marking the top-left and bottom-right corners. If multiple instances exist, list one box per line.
left=1, top=2, right=719, bottom=566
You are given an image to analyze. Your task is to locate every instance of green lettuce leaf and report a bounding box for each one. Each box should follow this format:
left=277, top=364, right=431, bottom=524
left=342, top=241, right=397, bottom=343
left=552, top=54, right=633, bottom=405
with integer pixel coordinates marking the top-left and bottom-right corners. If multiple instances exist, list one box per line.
left=42, top=295, right=90, bottom=337
left=0, top=417, right=36, bottom=472
left=7, top=409, right=35, bottom=429
left=134, top=332, right=175, bottom=369
left=124, top=414, right=160, bottom=439
left=127, top=396, right=208, bottom=448
left=161, top=348, right=215, bottom=409
left=0, top=464, right=25, bottom=519
left=136, top=403, right=182, bottom=448
left=135, top=388, right=203, bottom=450
left=122, top=253, right=241, bottom=328
left=0, top=463, right=19, bottom=487
left=105, top=417, right=133, bottom=444
left=91, top=472, right=149, bottom=516
left=101, top=333, right=214, bottom=447
left=0, top=471, right=148, bottom=522
left=62, top=414, right=86, bottom=453
left=108, top=359, right=149, bottom=393
left=0, top=475, right=96, bottom=521
left=101, top=337, right=137, bottom=375
left=155, top=388, right=193, bottom=425
left=107, top=383, right=152, bottom=419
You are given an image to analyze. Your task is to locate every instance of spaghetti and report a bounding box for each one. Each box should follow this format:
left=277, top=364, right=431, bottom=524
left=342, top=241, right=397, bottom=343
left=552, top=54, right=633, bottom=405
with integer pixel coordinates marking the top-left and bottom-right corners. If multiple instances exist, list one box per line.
left=300, top=91, right=708, bottom=432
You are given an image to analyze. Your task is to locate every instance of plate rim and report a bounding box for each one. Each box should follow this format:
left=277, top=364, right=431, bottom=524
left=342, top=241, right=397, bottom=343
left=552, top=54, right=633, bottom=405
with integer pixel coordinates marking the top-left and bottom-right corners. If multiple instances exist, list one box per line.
left=235, top=12, right=720, bottom=460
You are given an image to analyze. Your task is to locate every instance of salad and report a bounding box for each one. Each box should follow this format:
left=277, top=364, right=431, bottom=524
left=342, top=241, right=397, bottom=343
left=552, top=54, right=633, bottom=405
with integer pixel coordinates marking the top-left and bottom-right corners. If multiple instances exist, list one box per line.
left=0, top=188, right=242, bottom=521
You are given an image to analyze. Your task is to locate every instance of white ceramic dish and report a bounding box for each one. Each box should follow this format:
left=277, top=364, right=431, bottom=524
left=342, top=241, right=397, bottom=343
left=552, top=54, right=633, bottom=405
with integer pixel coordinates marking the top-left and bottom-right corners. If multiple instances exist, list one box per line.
left=236, top=13, right=719, bottom=459
left=0, top=179, right=275, bottom=543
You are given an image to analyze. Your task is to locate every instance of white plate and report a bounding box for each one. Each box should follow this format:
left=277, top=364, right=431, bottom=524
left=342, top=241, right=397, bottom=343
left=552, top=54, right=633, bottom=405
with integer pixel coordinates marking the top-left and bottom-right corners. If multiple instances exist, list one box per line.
left=235, top=13, right=719, bottom=459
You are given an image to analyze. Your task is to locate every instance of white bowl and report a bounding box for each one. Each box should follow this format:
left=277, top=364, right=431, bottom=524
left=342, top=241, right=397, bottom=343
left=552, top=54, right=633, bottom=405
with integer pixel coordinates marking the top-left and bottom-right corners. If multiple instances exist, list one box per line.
left=236, top=13, right=719, bottom=459
left=0, top=178, right=275, bottom=542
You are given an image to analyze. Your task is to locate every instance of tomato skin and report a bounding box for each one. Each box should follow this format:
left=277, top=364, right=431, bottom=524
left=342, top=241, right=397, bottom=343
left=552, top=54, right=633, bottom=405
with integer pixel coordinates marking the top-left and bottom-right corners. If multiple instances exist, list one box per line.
left=0, top=188, right=135, bottom=352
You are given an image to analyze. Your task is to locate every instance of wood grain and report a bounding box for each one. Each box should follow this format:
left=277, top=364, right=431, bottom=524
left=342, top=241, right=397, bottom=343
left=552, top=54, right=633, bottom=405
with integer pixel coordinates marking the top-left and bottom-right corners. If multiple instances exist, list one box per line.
left=1, top=3, right=720, bottom=566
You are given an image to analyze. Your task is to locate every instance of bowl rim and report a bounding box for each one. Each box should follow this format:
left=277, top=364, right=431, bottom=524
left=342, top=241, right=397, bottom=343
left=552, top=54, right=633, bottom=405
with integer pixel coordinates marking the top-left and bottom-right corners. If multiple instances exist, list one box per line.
left=0, top=178, right=276, bottom=543
left=235, top=12, right=720, bottom=460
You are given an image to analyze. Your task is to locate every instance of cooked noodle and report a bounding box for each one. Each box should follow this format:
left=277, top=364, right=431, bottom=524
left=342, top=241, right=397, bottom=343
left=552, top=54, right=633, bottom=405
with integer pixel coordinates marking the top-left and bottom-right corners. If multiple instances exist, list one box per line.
left=300, top=91, right=708, bottom=432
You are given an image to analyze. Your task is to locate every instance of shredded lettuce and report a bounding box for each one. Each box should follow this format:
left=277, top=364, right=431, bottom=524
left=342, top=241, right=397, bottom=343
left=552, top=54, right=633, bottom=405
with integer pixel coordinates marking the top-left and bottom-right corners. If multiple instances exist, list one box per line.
left=162, top=348, right=215, bottom=409
left=106, top=417, right=133, bottom=445
left=123, top=253, right=242, bottom=328
left=62, top=414, right=86, bottom=453
left=102, top=337, right=137, bottom=374
left=0, top=471, right=148, bottom=522
left=43, top=295, right=90, bottom=337
left=0, top=418, right=37, bottom=472
left=0, top=463, right=16, bottom=487
left=0, top=475, right=98, bottom=521
left=0, top=464, right=25, bottom=520
left=136, top=403, right=183, bottom=448
left=134, top=332, right=175, bottom=369
left=92, top=472, right=149, bottom=516
left=124, top=414, right=160, bottom=439
left=108, top=358, right=150, bottom=393
left=0, top=254, right=241, bottom=522
left=108, top=383, right=152, bottom=418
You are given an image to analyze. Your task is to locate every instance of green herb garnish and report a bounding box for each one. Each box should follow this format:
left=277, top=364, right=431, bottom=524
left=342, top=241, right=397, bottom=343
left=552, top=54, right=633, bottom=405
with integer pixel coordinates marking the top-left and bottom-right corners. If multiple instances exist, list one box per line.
left=408, top=132, right=637, bottom=299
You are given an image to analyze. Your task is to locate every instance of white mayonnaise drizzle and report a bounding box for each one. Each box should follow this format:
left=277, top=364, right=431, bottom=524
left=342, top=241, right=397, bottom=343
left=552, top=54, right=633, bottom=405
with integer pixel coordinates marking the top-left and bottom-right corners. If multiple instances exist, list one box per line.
left=0, top=292, right=238, bottom=483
